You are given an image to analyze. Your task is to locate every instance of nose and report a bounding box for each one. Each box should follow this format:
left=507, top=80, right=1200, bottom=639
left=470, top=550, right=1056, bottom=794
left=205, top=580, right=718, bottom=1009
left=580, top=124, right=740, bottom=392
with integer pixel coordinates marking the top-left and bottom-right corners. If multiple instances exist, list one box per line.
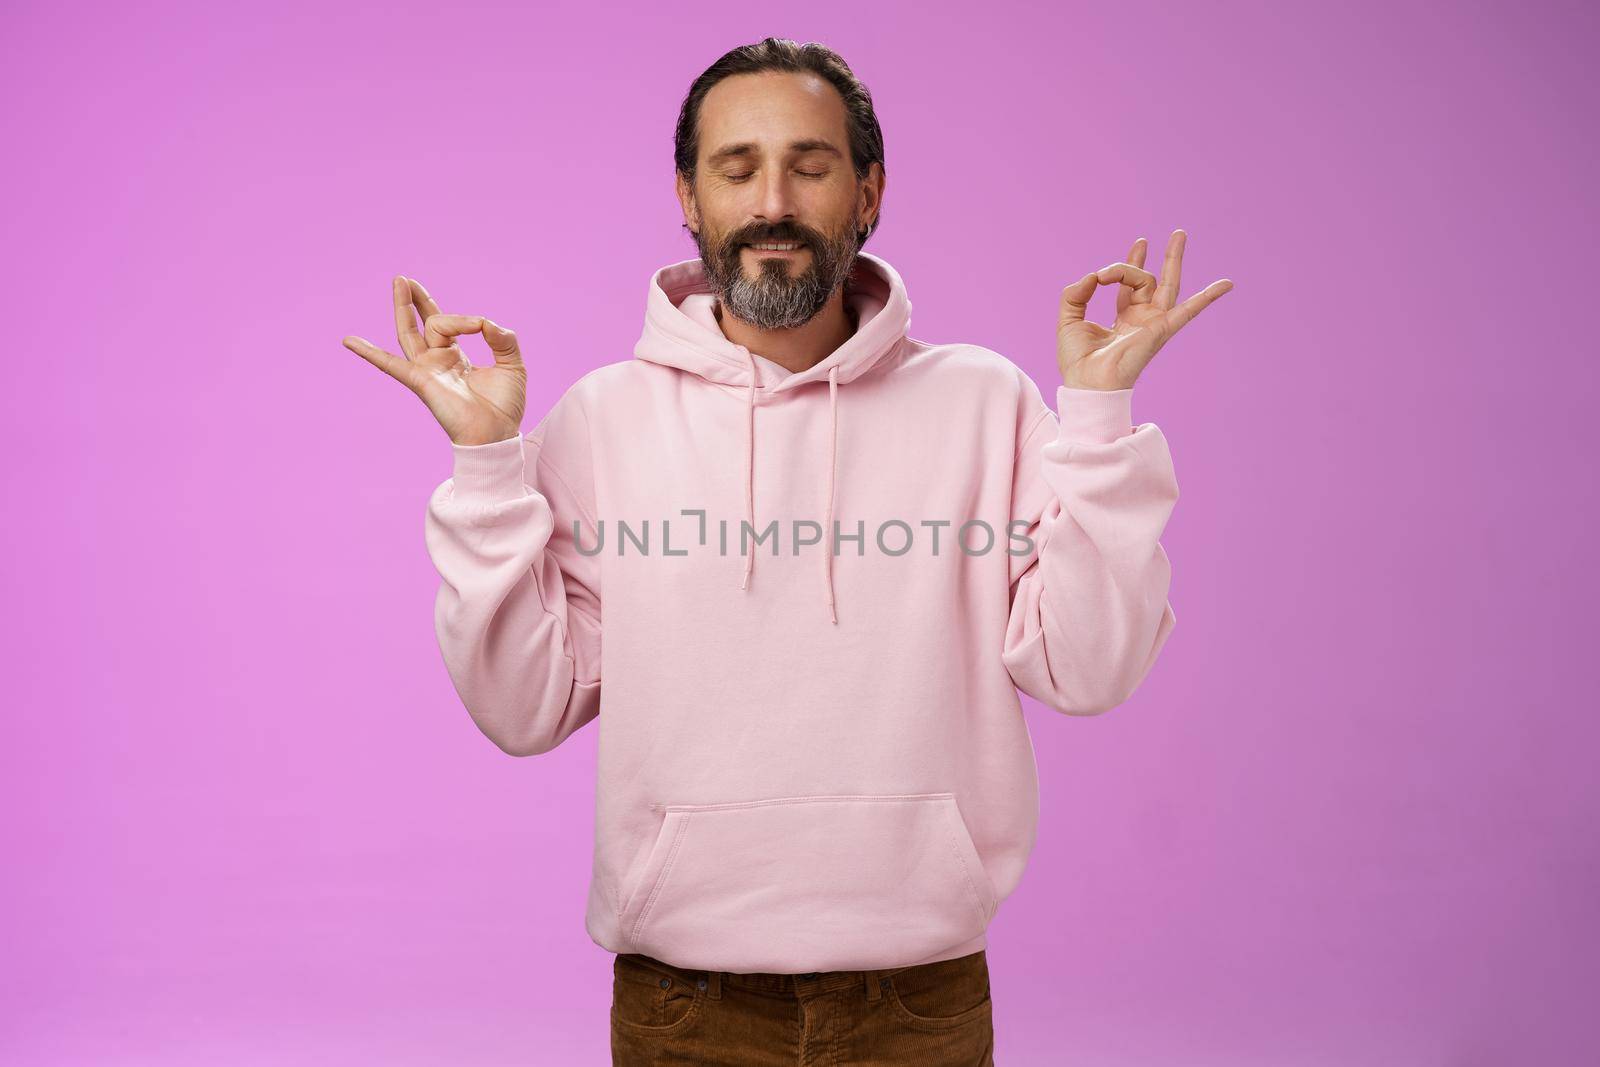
left=753, top=171, right=799, bottom=228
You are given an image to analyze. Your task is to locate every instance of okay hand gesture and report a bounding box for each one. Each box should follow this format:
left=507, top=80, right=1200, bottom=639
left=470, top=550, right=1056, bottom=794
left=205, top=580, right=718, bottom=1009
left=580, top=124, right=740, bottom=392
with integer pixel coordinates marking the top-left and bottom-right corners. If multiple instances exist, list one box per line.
left=342, top=276, right=528, bottom=447
left=1056, top=230, right=1233, bottom=391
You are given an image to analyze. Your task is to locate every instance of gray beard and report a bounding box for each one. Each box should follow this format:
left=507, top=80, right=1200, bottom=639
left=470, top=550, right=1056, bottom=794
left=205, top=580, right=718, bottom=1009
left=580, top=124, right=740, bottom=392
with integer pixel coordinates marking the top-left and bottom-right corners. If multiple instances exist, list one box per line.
left=696, top=225, right=862, bottom=330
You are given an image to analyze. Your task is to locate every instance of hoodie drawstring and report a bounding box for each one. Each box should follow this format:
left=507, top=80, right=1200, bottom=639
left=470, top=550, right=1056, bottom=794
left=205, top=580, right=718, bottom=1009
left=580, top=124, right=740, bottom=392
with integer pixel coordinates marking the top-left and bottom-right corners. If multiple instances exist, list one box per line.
left=736, top=349, right=841, bottom=625
left=822, top=366, right=838, bottom=623
left=739, top=348, right=758, bottom=593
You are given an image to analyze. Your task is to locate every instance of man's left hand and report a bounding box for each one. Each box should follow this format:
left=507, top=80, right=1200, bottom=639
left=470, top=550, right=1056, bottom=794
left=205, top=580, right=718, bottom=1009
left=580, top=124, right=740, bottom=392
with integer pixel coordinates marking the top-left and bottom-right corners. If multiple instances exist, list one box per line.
left=1056, top=229, right=1233, bottom=391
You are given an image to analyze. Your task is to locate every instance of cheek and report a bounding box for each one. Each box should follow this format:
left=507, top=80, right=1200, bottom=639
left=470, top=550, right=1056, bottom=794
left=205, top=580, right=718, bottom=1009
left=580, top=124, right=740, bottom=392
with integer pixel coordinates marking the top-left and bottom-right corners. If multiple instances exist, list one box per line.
left=811, top=186, right=861, bottom=226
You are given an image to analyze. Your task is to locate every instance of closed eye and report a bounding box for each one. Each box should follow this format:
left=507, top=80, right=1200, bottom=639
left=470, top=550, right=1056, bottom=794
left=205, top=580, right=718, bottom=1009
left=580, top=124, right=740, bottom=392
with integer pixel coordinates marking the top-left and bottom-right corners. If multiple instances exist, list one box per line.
left=724, top=171, right=829, bottom=182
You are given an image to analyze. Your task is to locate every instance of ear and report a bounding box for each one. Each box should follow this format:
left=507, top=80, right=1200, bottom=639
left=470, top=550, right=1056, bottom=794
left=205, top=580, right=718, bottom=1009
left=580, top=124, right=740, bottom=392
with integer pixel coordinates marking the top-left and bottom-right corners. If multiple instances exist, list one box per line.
left=675, top=171, right=700, bottom=235
left=857, top=161, right=885, bottom=235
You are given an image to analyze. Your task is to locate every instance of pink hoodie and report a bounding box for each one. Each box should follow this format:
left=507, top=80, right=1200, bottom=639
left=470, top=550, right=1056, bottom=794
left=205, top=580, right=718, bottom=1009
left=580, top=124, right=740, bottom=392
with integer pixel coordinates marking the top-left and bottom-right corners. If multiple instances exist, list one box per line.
left=423, top=251, right=1178, bottom=974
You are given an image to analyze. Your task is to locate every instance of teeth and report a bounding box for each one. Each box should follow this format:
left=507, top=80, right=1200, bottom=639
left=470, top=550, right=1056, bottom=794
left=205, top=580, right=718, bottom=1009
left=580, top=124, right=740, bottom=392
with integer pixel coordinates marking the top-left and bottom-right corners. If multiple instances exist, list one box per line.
left=749, top=242, right=801, bottom=250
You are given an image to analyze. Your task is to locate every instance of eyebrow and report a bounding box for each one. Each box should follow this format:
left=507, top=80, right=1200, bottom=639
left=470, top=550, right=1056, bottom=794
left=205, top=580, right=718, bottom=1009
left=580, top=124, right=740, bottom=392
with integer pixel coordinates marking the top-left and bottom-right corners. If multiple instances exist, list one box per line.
left=705, top=139, right=844, bottom=165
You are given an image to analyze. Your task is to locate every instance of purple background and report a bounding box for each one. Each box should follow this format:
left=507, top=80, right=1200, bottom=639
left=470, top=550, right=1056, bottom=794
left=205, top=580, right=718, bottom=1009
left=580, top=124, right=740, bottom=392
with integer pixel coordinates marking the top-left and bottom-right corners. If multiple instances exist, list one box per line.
left=6, top=0, right=1596, bottom=1063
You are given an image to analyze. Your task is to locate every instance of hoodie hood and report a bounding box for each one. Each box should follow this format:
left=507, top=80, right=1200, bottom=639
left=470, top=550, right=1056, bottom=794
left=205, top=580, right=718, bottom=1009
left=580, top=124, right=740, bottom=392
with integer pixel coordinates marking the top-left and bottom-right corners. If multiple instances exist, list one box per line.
left=633, top=251, right=913, bottom=623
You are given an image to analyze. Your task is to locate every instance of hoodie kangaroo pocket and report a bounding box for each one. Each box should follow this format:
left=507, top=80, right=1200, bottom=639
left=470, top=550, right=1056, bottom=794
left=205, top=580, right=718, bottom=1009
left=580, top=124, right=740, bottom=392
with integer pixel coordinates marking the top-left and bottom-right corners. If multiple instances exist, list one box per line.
left=615, top=792, right=998, bottom=973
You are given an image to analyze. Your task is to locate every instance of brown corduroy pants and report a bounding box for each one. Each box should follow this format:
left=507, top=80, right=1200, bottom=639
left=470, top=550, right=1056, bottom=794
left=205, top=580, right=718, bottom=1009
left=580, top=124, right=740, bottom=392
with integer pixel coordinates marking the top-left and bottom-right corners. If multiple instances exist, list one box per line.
left=610, top=947, right=994, bottom=1065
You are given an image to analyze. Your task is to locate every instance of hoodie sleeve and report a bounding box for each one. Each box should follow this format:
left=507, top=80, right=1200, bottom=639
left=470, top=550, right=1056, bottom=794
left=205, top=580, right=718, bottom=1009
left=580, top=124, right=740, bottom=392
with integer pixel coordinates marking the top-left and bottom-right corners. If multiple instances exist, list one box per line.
left=422, top=399, right=603, bottom=756
left=1002, top=380, right=1178, bottom=716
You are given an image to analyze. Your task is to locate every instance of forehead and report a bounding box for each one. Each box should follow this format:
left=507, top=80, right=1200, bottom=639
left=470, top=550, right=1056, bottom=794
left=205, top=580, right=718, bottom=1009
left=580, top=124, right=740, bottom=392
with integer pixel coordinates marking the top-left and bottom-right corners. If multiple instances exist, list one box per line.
left=697, top=71, right=849, bottom=158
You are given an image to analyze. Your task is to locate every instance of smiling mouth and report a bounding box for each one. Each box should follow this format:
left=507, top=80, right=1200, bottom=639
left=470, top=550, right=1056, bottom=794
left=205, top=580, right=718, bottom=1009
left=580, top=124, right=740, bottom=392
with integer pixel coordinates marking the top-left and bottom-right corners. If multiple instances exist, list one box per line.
left=744, top=242, right=807, bottom=253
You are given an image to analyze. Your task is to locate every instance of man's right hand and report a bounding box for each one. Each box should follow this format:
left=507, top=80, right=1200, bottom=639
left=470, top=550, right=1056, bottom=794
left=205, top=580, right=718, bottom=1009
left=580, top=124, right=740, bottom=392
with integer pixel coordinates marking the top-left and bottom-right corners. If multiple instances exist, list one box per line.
left=343, top=276, right=527, bottom=447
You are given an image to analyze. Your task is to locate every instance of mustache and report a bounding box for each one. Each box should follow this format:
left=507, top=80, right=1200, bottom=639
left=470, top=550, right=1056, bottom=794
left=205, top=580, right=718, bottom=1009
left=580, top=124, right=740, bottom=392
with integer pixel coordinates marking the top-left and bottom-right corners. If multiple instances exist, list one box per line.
left=729, top=227, right=817, bottom=247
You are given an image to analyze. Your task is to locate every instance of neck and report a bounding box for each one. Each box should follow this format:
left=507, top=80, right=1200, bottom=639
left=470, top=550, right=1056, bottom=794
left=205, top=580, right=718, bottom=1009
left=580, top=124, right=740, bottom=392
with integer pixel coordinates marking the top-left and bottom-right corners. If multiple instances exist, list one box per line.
left=714, top=290, right=859, bottom=375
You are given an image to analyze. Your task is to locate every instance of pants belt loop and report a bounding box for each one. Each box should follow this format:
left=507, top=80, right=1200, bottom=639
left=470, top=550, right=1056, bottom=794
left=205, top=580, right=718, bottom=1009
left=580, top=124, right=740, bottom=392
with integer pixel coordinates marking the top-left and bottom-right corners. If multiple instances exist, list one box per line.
left=704, top=970, right=723, bottom=1000
left=864, top=969, right=883, bottom=1002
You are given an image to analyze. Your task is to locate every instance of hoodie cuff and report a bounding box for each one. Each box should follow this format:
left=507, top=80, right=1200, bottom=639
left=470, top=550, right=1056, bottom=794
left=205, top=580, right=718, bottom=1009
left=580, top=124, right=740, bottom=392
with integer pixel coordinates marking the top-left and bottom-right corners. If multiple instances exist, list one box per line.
left=1056, top=385, right=1134, bottom=445
left=449, top=433, right=527, bottom=507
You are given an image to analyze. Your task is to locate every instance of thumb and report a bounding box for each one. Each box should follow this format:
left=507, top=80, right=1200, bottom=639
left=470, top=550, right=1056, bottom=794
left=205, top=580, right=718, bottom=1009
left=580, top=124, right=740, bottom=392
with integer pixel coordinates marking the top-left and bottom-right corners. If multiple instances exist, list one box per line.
left=1057, top=272, right=1099, bottom=329
left=480, top=318, right=525, bottom=369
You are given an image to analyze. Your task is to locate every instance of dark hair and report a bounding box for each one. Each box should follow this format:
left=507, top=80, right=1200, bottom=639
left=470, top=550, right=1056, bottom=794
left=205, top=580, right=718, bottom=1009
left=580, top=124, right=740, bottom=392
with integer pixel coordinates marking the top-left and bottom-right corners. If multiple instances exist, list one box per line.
left=674, top=37, right=886, bottom=245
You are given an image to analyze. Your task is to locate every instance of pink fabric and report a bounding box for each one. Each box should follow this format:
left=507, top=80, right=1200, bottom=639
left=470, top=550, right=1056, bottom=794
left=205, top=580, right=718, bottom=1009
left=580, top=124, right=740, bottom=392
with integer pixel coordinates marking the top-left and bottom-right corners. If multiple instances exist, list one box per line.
left=422, top=251, right=1178, bottom=973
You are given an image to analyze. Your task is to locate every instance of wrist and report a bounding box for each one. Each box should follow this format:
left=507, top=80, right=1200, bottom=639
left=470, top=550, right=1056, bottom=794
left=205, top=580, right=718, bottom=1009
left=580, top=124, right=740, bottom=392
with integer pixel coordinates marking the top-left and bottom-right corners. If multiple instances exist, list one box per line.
left=451, top=427, right=522, bottom=448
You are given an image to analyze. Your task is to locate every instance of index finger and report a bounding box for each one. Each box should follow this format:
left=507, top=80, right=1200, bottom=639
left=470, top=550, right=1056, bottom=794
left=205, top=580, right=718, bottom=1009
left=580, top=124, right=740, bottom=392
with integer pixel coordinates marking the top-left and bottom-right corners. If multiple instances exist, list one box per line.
left=1096, top=262, right=1157, bottom=304
left=425, top=313, right=486, bottom=349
